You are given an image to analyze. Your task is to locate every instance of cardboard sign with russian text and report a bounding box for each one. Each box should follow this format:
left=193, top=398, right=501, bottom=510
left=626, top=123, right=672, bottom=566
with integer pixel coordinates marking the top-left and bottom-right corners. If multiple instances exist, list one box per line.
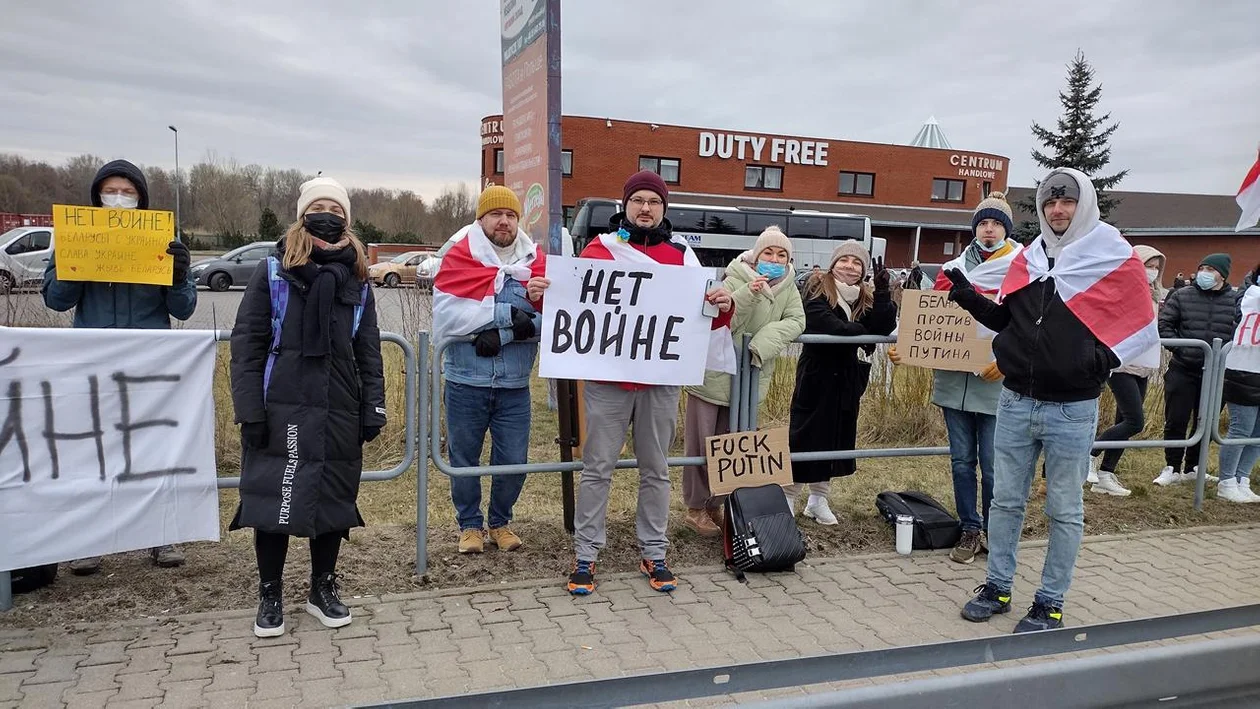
left=705, top=427, right=793, bottom=496
left=896, top=291, right=993, bottom=373
left=52, top=204, right=174, bottom=285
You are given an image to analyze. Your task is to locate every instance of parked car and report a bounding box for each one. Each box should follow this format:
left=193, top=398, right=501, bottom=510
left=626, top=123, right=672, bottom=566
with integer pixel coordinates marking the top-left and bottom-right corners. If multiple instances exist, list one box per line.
left=415, top=254, right=442, bottom=292
left=190, top=241, right=277, bottom=292
left=368, top=251, right=429, bottom=288
left=0, top=226, right=54, bottom=293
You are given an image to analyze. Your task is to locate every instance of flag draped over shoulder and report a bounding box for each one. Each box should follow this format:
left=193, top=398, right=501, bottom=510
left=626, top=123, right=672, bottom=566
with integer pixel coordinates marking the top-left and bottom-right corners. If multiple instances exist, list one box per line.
left=999, top=222, right=1159, bottom=368
left=432, top=223, right=546, bottom=340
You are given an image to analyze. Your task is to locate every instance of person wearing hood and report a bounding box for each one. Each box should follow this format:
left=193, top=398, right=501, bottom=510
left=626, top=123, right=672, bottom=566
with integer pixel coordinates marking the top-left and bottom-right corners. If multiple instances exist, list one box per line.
left=42, top=159, right=197, bottom=576
left=431, top=186, right=549, bottom=555
left=1154, top=253, right=1239, bottom=486
left=1218, top=263, right=1260, bottom=503
left=889, top=192, right=1022, bottom=565
left=681, top=226, right=805, bottom=535
left=788, top=241, right=896, bottom=523
left=567, top=171, right=734, bottom=596
left=946, top=168, right=1158, bottom=633
left=1086, top=246, right=1168, bottom=497
left=229, top=177, right=385, bottom=638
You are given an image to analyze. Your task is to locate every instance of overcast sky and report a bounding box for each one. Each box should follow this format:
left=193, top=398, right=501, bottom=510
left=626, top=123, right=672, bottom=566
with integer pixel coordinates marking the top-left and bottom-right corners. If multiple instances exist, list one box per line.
left=2, top=1, right=1257, bottom=200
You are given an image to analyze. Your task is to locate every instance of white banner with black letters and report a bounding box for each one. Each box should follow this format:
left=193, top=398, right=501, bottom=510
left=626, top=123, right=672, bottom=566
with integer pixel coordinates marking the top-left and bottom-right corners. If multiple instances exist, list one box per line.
left=0, top=326, right=220, bottom=571
left=539, top=256, right=714, bottom=386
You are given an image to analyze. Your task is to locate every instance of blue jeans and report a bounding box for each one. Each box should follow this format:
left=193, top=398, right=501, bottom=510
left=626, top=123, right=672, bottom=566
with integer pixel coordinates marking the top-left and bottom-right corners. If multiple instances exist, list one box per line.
left=941, top=407, right=996, bottom=533
left=1219, top=403, right=1260, bottom=482
left=986, top=389, right=1098, bottom=608
left=445, top=382, right=530, bottom=531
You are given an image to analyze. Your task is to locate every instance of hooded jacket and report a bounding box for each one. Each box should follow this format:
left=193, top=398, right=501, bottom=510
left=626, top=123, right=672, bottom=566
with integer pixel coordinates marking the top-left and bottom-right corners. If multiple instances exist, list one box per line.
left=1114, top=245, right=1167, bottom=378
left=1159, top=268, right=1239, bottom=375
left=685, top=252, right=805, bottom=406
left=951, top=168, right=1122, bottom=403
left=42, top=160, right=197, bottom=328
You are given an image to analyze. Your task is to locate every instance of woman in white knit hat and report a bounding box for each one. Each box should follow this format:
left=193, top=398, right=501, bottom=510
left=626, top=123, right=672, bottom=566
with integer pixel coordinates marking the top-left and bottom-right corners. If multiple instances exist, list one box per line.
left=681, top=226, right=806, bottom=535
left=787, top=241, right=897, bottom=523
left=229, top=177, right=386, bottom=638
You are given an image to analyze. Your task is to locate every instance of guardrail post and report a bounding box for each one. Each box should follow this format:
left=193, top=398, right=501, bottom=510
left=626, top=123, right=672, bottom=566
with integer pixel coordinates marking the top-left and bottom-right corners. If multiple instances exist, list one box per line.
left=748, top=367, right=761, bottom=431
left=0, top=571, right=11, bottom=612
left=739, top=333, right=754, bottom=432
left=415, top=331, right=430, bottom=578
left=727, top=336, right=744, bottom=433
left=1194, top=338, right=1225, bottom=511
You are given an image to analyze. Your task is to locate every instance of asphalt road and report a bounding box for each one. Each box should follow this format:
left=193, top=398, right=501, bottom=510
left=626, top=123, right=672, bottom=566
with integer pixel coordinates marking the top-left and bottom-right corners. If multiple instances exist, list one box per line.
left=2, top=285, right=433, bottom=335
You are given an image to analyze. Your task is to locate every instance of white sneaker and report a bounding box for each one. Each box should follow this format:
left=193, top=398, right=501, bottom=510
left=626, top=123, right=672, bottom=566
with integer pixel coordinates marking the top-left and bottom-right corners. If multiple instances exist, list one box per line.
left=1091, top=471, right=1131, bottom=497
left=1152, top=466, right=1180, bottom=486
left=1086, top=457, right=1100, bottom=485
left=1237, top=479, right=1260, bottom=503
left=1217, top=477, right=1246, bottom=503
left=1180, top=466, right=1219, bottom=484
left=803, top=495, right=838, bottom=525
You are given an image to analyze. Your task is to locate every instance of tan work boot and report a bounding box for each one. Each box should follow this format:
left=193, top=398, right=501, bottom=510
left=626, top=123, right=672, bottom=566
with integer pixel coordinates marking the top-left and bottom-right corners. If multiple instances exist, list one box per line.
left=458, top=529, right=485, bottom=554
left=684, top=508, right=721, bottom=537
left=706, top=506, right=724, bottom=531
left=488, top=526, right=523, bottom=551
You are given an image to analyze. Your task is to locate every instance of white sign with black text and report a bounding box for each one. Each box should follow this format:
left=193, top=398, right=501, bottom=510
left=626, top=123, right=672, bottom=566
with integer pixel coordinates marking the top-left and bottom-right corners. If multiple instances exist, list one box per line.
left=0, top=326, right=220, bottom=571
left=539, top=256, right=715, bottom=386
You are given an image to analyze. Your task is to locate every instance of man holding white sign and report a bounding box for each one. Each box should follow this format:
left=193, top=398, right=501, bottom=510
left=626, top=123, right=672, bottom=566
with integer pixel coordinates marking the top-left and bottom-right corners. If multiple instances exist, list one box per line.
left=559, top=170, right=733, bottom=596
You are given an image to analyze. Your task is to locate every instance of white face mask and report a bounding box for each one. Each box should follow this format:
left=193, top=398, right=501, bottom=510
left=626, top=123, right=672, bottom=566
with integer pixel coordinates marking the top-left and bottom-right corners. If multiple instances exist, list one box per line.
left=1146, top=267, right=1159, bottom=284
left=100, top=193, right=139, bottom=209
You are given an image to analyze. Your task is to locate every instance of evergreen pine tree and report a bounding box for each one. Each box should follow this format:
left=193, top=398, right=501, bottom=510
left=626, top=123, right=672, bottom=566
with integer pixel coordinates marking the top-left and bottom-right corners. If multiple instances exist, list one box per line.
left=257, top=207, right=283, bottom=242
left=1017, top=50, right=1128, bottom=241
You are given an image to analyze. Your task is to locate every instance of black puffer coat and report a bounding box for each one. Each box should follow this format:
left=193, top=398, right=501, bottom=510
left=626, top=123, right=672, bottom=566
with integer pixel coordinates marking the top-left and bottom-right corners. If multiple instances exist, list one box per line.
left=1158, top=282, right=1239, bottom=374
left=229, top=256, right=386, bottom=537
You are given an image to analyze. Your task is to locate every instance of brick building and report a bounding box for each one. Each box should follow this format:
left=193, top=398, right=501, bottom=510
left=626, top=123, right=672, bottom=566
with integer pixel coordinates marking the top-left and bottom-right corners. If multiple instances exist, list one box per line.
left=479, top=114, right=1258, bottom=280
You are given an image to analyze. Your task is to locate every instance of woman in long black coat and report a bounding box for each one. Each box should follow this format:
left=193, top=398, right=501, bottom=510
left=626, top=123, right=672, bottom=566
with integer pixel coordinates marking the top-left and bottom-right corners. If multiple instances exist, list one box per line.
left=787, top=241, right=896, bottom=525
left=230, top=177, right=385, bottom=638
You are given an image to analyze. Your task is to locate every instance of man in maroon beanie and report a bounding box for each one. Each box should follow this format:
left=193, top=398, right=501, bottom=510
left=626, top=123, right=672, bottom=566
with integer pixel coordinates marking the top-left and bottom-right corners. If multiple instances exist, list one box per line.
left=566, top=170, right=734, bottom=596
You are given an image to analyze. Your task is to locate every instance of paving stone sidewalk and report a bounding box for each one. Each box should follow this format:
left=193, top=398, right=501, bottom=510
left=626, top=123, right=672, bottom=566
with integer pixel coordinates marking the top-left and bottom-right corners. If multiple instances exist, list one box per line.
left=2, top=524, right=1258, bottom=708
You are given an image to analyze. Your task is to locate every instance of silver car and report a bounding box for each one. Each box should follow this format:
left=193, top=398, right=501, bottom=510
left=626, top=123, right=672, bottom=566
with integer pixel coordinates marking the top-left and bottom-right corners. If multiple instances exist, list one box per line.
left=191, top=242, right=277, bottom=291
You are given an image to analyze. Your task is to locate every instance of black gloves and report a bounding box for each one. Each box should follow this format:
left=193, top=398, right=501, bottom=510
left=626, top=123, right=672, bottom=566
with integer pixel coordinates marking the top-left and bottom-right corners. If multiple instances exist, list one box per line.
left=361, top=426, right=381, bottom=444
left=944, top=268, right=978, bottom=305
left=510, top=307, right=536, bottom=341
left=168, top=240, right=191, bottom=284
left=871, top=257, right=890, bottom=292
left=474, top=329, right=502, bottom=357
left=241, top=421, right=268, bottom=449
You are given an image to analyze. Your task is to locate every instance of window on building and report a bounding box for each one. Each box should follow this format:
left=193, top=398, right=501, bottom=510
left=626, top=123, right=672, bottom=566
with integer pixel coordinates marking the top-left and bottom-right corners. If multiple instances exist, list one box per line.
left=982, top=180, right=992, bottom=197
left=562, top=150, right=573, bottom=177
left=638, top=156, right=681, bottom=184
left=745, top=165, right=783, bottom=191
left=494, top=149, right=504, bottom=174
left=839, top=171, right=875, bottom=197
left=932, top=178, right=965, bottom=202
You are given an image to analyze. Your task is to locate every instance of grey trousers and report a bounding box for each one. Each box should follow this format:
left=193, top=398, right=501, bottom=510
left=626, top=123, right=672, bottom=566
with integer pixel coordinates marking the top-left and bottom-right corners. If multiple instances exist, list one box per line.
left=573, top=382, right=681, bottom=562
left=682, top=394, right=730, bottom=509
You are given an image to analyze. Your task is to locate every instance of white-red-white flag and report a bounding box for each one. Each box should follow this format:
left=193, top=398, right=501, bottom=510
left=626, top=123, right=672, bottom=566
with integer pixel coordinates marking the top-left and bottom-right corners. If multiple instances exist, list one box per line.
left=1237, top=151, right=1260, bottom=232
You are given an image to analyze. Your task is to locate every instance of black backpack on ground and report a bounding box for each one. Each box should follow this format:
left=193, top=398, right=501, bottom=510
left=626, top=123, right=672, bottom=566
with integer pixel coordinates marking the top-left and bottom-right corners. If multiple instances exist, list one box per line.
left=874, top=490, right=962, bottom=550
left=723, top=484, right=807, bottom=579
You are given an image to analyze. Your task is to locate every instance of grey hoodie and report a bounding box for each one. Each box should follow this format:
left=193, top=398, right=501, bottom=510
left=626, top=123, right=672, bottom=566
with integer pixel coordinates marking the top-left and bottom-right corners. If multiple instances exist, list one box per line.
left=1037, top=167, right=1101, bottom=259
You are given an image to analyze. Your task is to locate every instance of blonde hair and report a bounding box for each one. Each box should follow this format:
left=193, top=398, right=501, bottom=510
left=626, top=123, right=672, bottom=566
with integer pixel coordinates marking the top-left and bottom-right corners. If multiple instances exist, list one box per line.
left=804, top=257, right=873, bottom=319
left=281, top=221, right=370, bottom=280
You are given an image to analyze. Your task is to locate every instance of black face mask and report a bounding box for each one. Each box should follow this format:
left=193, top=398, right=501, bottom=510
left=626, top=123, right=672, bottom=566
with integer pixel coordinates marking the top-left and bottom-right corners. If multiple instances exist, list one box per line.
left=304, top=212, right=346, bottom=240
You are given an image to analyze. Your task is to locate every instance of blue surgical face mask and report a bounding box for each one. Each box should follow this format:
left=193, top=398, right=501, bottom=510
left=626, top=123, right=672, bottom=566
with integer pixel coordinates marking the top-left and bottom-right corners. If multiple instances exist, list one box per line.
left=1196, top=270, right=1218, bottom=290
left=756, top=261, right=786, bottom=279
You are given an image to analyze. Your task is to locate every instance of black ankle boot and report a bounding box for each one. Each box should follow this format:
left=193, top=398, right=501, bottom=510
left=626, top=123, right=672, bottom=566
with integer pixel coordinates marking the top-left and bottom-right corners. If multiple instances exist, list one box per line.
left=306, top=572, right=351, bottom=628
left=254, top=580, right=285, bottom=638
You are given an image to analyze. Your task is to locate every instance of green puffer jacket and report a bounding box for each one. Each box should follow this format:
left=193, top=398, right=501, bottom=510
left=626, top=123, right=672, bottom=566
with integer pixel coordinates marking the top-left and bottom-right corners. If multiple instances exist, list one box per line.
left=685, top=254, right=806, bottom=406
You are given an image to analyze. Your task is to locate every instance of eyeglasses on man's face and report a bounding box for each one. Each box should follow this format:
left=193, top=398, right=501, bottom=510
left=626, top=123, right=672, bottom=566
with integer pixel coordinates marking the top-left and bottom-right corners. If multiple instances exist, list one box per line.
left=628, top=197, right=663, bottom=208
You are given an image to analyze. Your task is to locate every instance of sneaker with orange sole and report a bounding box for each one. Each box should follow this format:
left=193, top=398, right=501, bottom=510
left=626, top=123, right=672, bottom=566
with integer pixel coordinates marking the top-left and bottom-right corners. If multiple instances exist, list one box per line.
left=567, top=560, right=595, bottom=595
left=640, top=558, right=677, bottom=592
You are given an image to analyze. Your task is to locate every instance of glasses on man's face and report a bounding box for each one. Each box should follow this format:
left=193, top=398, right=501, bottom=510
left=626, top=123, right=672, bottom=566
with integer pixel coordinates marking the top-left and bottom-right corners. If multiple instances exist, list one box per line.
left=628, top=197, right=663, bottom=208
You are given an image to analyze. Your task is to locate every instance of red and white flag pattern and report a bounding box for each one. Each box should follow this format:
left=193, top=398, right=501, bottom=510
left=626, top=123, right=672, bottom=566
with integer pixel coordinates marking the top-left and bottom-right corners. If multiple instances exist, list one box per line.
left=935, top=243, right=1023, bottom=295
left=1236, top=151, right=1260, bottom=232
left=999, top=222, right=1159, bottom=368
left=432, top=223, right=546, bottom=341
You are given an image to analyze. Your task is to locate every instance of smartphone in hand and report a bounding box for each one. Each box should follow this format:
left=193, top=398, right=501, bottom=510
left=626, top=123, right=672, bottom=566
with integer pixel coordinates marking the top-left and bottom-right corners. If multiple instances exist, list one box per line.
left=702, top=278, right=720, bottom=318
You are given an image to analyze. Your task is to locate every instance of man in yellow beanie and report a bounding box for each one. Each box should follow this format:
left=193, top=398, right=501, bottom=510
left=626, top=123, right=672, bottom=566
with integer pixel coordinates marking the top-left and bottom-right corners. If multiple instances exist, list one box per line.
left=432, top=185, right=550, bottom=554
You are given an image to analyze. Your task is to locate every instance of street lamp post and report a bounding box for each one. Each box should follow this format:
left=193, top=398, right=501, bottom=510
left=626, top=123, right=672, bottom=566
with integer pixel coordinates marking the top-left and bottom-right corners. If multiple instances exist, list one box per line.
left=168, top=125, right=180, bottom=237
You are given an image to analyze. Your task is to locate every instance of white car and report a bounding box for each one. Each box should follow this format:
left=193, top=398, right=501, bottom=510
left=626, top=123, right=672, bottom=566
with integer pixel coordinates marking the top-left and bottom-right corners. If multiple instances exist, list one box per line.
left=0, top=226, right=54, bottom=293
